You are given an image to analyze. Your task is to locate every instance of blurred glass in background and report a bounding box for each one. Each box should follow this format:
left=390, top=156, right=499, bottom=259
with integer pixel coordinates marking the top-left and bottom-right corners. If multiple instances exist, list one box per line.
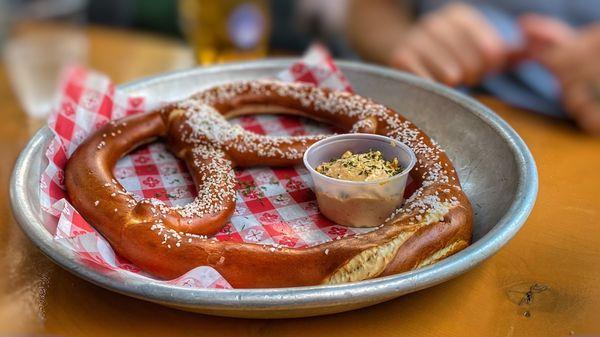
left=2, top=0, right=88, bottom=131
left=179, top=0, right=270, bottom=65
left=0, top=0, right=351, bottom=127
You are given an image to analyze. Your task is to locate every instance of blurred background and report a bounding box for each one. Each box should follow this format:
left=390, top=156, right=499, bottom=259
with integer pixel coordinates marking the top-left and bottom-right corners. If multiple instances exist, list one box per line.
left=0, top=0, right=353, bottom=129
left=1, top=0, right=600, bottom=131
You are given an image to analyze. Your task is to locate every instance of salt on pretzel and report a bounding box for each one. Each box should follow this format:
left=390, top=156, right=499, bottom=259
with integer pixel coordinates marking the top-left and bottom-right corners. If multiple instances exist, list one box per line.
left=65, top=80, right=472, bottom=288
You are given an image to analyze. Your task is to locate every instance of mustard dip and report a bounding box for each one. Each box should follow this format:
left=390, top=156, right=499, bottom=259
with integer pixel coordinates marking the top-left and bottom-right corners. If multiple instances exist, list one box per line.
left=316, top=150, right=401, bottom=182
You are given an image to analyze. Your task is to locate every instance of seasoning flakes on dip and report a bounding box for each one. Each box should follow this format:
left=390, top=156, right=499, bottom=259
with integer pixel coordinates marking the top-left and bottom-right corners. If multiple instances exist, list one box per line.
left=316, top=150, right=402, bottom=182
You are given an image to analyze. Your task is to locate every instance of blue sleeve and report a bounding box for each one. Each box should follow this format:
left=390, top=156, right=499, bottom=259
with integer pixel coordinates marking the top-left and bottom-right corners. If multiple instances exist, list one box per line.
left=475, top=4, right=567, bottom=118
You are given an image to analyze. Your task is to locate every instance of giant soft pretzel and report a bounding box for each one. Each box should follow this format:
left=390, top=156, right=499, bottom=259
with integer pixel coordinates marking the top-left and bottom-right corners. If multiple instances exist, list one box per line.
left=65, top=80, right=473, bottom=288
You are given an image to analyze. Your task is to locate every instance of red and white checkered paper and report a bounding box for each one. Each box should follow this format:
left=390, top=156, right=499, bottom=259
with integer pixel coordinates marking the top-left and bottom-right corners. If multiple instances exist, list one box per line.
left=39, top=45, right=411, bottom=289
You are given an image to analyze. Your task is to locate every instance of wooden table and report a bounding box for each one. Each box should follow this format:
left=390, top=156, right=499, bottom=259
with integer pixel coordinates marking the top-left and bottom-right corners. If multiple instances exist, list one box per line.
left=1, top=26, right=599, bottom=337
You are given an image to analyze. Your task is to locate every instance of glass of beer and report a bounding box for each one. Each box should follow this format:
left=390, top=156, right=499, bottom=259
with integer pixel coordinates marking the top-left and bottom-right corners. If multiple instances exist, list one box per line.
left=178, top=0, right=271, bottom=65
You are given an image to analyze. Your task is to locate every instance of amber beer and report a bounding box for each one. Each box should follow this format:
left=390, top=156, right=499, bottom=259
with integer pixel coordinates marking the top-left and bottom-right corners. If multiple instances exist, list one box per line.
left=179, top=0, right=270, bottom=65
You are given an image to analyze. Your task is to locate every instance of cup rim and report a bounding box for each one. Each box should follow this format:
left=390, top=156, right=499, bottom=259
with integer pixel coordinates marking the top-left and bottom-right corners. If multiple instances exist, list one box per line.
left=303, top=133, right=417, bottom=186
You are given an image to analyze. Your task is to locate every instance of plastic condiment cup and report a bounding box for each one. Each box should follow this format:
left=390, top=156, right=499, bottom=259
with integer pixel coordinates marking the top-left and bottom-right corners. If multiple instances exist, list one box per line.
left=303, top=133, right=416, bottom=228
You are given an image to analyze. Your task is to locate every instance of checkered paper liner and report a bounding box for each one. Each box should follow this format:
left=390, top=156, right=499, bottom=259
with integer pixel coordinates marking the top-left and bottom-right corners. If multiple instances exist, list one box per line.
left=39, top=45, right=415, bottom=289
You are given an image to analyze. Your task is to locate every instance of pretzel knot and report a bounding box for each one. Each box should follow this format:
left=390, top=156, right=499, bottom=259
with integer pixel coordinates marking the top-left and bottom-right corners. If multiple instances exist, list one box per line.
left=65, top=80, right=473, bottom=288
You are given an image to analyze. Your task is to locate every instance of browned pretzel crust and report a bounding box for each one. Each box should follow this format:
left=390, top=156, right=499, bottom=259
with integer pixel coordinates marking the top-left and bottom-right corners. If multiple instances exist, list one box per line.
left=65, top=80, right=473, bottom=288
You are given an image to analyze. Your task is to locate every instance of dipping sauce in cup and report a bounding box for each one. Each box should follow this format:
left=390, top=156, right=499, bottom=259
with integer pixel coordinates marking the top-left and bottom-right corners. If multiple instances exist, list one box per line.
left=303, top=134, right=416, bottom=228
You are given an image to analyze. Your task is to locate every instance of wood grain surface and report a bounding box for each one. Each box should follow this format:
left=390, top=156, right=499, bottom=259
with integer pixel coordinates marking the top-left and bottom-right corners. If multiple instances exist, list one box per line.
left=0, top=25, right=599, bottom=337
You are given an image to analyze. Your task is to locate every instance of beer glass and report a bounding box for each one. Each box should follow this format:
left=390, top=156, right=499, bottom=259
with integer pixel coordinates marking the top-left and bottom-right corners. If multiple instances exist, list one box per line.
left=179, top=0, right=271, bottom=65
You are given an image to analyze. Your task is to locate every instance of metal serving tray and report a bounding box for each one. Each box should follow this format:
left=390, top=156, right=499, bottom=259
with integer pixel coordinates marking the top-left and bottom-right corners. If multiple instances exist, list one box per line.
left=10, top=59, right=537, bottom=318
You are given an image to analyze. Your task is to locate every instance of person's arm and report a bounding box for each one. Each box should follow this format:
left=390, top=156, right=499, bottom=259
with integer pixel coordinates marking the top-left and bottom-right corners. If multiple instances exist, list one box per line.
left=347, top=1, right=510, bottom=87
left=521, top=15, right=600, bottom=134
left=346, top=0, right=414, bottom=65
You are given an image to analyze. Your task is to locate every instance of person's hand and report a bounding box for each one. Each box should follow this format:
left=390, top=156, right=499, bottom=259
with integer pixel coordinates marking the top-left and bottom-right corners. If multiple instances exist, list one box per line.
left=389, top=3, right=509, bottom=86
left=521, top=14, right=600, bottom=134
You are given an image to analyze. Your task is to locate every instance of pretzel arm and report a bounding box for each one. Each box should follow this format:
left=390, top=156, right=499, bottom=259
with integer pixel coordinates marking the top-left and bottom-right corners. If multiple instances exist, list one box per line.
left=66, top=112, right=238, bottom=245
left=163, top=144, right=236, bottom=235
left=65, top=112, right=167, bottom=245
left=224, top=134, right=325, bottom=167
